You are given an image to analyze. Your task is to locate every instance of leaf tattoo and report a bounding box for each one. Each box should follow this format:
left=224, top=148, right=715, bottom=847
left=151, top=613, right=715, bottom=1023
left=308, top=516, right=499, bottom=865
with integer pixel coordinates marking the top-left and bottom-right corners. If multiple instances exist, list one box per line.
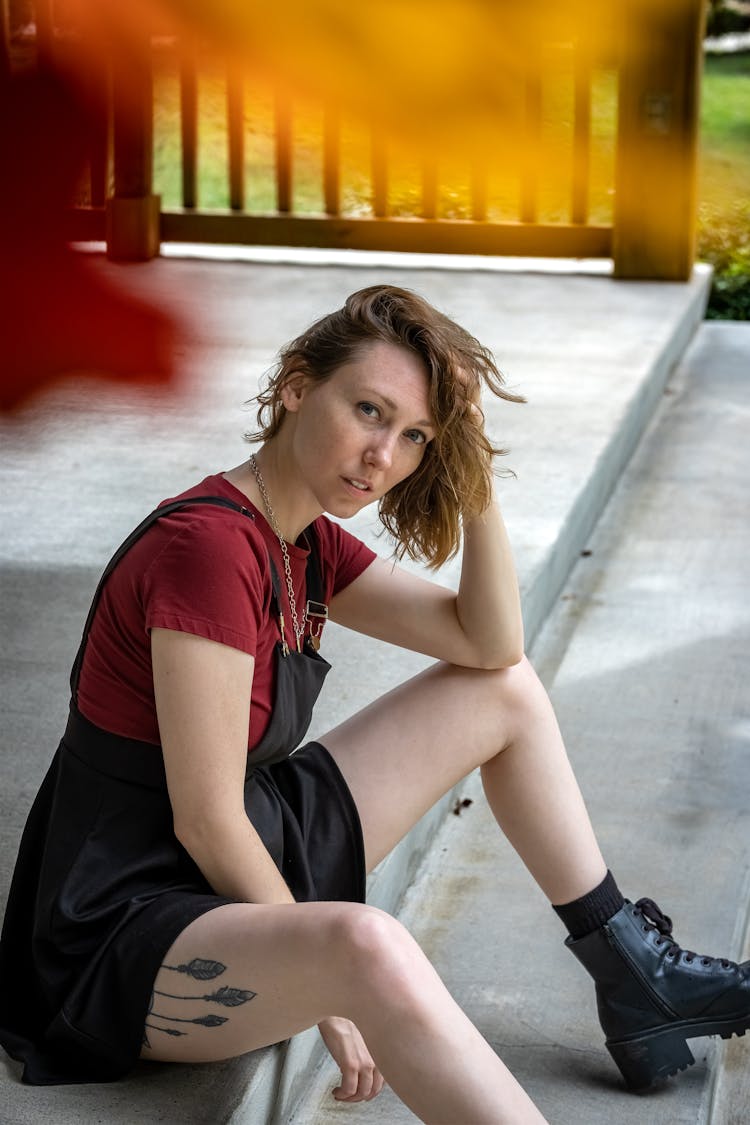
left=145, top=1022, right=186, bottom=1037
left=153, top=986, right=256, bottom=1005
left=210, top=986, right=256, bottom=1007
left=148, top=955, right=257, bottom=1040
left=151, top=1011, right=229, bottom=1027
left=163, top=958, right=227, bottom=980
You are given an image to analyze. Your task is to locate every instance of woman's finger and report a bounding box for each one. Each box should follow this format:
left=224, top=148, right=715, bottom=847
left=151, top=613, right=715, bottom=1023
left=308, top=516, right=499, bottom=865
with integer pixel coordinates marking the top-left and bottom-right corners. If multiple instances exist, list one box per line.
left=332, top=1067, right=359, bottom=1100
left=365, top=1067, right=386, bottom=1100
left=335, top=1060, right=375, bottom=1102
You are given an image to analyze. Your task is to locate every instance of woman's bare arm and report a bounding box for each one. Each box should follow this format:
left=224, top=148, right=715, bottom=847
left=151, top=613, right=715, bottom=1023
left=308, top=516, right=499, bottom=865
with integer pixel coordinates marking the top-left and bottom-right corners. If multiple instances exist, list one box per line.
left=151, top=627, right=294, bottom=905
left=329, top=488, right=523, bottom=670
left=152, top=627, right=382, bottom=1089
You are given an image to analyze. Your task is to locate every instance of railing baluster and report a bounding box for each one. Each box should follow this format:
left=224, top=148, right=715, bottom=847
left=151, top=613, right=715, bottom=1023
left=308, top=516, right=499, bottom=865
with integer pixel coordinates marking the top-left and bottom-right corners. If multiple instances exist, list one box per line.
left=371, top=121, right=387, bottom=218
left=520, top=52, right=542, bottom=224
left=572, top=42, right=591, bottom=224
left=275, top=85, right=292, bottom=213
left=323, top=99, right=340, bottom=216
left=179, top=38, right=198, bottom=209
left=422, top=157, right=437, bottom=220
left=1, top=0, right=11, bottom=80
left=88, top=56, right=108, bottom=207
left=227, top=61, right=244, bottom=211
left=471, top=158, right=489, bottom=223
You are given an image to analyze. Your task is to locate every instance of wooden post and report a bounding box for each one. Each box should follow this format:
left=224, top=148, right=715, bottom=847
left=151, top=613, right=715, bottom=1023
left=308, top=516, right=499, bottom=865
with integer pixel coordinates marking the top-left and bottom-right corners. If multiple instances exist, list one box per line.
left=106, top=32, right=160, bottom=260
left=613, top=0, right=704, bottom=280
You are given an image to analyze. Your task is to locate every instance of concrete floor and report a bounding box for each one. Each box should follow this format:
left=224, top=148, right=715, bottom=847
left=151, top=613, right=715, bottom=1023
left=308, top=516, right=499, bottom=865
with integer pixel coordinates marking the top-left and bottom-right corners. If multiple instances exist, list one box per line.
left=2, top=253, right=746, bottom=1123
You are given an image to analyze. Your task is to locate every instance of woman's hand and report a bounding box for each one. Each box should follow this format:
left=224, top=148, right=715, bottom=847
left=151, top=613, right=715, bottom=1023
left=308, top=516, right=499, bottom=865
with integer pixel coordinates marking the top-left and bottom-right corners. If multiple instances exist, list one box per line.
left=318, top=1015, right=385, bottom=1102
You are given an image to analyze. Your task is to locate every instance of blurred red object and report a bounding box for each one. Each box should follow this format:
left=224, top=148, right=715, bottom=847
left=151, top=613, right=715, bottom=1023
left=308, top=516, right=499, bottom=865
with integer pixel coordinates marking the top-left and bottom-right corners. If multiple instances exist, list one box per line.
left=0, top=65, right=177, bottom=412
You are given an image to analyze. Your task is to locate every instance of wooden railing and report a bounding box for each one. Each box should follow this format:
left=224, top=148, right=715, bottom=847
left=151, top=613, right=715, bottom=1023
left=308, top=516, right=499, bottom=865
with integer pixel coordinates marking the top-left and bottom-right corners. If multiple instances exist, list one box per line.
left=2, top=0, right=706, bottom=279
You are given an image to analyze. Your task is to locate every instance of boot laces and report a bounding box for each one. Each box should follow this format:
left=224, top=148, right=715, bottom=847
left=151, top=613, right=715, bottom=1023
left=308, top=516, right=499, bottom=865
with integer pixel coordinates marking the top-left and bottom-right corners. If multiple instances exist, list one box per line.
left=634, top=897, right=734, bottom=969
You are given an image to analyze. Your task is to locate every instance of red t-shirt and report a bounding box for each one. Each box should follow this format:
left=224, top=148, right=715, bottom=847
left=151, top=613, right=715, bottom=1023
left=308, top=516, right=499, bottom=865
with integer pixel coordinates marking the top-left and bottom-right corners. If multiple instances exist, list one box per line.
left=76, top=474, right=376, bottom=751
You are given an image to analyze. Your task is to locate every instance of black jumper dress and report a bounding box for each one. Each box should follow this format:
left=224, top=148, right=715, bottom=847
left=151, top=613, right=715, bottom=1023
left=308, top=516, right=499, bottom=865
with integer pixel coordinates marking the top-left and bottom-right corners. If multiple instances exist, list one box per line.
left=0, top=497, right=366, bottom=1086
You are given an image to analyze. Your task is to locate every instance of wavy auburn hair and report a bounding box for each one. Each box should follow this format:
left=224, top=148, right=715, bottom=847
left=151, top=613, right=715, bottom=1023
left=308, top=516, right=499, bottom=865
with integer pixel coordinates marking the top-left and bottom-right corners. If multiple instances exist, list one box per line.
left=247, top=285, right=524, bottom=569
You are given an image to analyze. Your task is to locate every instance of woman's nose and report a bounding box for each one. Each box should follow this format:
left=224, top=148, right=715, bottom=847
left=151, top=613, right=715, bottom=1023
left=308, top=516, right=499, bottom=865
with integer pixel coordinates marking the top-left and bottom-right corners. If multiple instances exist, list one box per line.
left=364, top=433, right=395, bottom=469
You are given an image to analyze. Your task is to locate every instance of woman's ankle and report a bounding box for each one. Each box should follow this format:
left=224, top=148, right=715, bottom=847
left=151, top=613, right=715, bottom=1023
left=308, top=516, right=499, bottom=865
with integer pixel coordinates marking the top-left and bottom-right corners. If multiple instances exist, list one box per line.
left=552, top=869, right=625, bottom=939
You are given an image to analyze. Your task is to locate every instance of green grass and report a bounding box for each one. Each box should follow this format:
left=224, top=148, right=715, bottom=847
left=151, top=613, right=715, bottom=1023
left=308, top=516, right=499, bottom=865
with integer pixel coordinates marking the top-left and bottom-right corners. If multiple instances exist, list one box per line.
left=698, top=52, right=750, bottom=318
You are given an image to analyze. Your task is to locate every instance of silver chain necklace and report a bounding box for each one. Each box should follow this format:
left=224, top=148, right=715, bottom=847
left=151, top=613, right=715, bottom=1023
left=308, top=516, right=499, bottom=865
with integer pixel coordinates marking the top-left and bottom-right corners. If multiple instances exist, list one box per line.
left=248, top=453, right=305, bottom=653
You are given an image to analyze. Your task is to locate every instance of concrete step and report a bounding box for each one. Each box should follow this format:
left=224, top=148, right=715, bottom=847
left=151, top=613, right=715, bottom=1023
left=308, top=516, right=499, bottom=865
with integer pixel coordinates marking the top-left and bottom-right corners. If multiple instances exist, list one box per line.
left=292, top=322, right=750, bottom=1124
left=0, top=255, right=712, bottom=1125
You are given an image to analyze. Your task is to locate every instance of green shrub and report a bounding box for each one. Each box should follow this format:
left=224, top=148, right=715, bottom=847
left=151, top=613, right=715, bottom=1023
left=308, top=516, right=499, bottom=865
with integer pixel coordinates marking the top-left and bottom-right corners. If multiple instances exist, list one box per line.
left=698, top=202, right=750, bottom=319
left=706, top=5, right=750, bottom=37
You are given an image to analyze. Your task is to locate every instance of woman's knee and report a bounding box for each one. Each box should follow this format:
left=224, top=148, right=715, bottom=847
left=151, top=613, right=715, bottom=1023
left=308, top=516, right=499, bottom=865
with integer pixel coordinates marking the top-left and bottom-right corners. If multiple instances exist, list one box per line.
left=456, top=654, right=541, bottom=732
left=327, top=903, right=425, bottom=999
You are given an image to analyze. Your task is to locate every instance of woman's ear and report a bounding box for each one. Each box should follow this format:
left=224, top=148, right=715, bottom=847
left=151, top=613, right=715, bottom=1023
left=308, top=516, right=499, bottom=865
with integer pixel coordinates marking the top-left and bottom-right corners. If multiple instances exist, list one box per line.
left=279, top=371, right=309, bottom=414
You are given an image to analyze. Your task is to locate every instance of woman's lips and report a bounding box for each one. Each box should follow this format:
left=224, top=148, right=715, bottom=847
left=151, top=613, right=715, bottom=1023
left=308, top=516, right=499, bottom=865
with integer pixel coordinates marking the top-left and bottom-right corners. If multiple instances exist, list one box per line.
left=342, top=476, right=372, bottom=495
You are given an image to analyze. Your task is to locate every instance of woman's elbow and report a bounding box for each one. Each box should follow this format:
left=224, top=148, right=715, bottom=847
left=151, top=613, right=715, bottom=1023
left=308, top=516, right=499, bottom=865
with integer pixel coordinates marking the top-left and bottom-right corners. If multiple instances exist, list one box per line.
left=172, top=815, right=208, bottom=858
left=172, top=806, right=239, bottom=857
left=478, top=644, right=525, bottom=671
left=475, top=626, right=526, bottom=670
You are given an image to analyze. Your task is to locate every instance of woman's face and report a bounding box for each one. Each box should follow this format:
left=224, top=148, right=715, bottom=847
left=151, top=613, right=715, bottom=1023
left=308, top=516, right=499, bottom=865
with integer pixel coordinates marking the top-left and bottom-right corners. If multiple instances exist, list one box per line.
left=282, top=339, right=435, bottom=517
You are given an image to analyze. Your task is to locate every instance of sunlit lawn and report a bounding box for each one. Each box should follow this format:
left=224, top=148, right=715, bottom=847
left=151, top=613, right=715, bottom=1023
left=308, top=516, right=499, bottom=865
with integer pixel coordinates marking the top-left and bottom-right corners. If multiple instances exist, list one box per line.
left=699, top=52, right=750, bottom=216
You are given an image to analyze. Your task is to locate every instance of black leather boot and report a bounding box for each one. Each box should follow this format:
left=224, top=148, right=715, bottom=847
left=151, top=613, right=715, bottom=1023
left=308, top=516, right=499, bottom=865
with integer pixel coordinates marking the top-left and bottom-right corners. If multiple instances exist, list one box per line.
left=566, top=897, right=750, bottom=1090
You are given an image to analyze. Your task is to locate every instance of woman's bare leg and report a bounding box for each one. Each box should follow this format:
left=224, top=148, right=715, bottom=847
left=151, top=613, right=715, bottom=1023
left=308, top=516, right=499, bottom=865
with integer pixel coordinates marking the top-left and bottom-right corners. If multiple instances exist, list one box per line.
left=141, top=900, right=547, bottom=1125
left=322, top=655, right=606, bottom=904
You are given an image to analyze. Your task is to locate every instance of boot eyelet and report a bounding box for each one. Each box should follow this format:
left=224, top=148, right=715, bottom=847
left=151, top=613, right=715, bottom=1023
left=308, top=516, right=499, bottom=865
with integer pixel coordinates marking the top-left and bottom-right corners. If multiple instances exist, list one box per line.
left=685, top=955, right=694, bottom=964
left=702, top=958, right=712, bottom=966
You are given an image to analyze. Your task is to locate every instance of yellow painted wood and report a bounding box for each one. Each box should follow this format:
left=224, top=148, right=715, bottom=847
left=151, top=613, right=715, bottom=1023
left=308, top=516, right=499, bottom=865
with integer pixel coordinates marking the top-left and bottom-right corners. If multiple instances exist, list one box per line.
left=612, top=0, right=704, bottom=280
left=179, top=38, right=198, bottom=210
left=160, top=211, right=612, bottom=259
left=106, top=195, right=161, bottom=261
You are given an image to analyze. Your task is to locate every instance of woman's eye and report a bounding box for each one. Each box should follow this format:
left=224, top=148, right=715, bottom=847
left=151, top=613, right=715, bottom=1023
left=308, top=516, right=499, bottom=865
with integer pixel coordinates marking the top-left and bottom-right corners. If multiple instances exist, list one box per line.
left=404, top=429, right=427, bottom=445
left=358, top=402, right=379, bottom=419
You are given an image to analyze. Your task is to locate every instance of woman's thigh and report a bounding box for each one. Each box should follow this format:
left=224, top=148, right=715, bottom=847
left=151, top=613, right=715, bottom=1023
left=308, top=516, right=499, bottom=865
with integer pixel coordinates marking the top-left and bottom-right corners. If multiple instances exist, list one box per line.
left=140, top=899, right=379, bottom=1064
left=320, top=656, right=540, bottom=872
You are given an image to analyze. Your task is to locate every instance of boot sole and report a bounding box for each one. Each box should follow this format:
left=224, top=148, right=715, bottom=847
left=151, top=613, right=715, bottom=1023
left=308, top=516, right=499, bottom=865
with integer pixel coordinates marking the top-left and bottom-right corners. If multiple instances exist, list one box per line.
left=606, top=1013, right=750, bottom=1091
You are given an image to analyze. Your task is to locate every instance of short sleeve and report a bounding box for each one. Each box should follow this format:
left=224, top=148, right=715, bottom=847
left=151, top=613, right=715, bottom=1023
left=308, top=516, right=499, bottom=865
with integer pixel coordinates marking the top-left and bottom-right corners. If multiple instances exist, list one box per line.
left=143, top=514, right=271, bottom=655
left=312, top=516, right=377, bottom=598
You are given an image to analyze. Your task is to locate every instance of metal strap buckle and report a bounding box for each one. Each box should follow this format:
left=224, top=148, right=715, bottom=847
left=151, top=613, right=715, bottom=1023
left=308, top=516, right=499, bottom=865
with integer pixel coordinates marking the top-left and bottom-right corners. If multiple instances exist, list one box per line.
left=305, top=600, right=328, bottom=650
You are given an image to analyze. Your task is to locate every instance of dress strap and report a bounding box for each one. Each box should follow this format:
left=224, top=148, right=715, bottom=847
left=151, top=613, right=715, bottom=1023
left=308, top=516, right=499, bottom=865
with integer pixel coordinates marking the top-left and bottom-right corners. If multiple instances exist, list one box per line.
left=301, top=523, right=328, bottom=649
left=303, top=523, right=325, bottom=607
left=69, top=496, right=256, bottom=702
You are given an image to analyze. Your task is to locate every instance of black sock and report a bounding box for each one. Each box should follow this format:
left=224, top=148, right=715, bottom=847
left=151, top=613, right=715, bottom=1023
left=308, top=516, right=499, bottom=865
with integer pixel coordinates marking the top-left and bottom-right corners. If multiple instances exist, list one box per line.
left=552, top=870, right=625, bottom=940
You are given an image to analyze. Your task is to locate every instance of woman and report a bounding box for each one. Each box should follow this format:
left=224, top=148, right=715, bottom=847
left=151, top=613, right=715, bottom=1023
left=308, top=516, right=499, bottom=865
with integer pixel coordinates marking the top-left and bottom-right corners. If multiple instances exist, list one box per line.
left=0, top=285, right=747, bottom=1123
